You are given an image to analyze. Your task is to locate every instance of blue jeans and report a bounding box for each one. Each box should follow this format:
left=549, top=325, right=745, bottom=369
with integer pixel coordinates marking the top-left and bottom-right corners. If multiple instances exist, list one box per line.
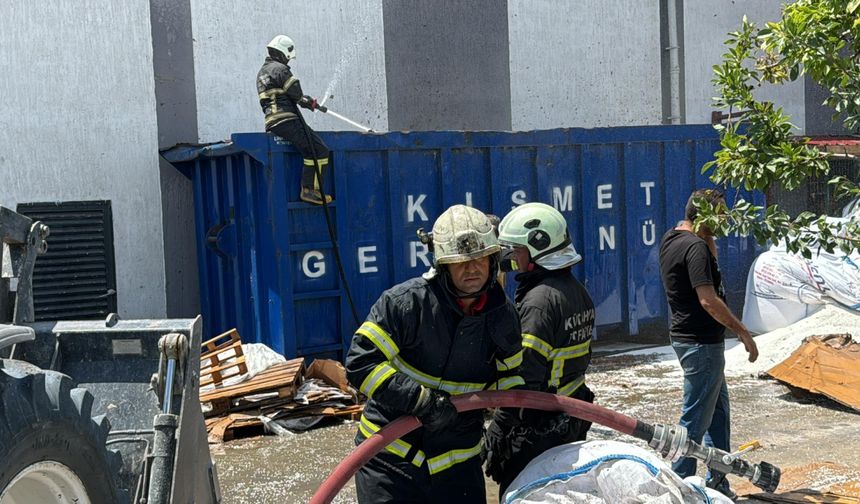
left=671, top=340, right=731, bottom=491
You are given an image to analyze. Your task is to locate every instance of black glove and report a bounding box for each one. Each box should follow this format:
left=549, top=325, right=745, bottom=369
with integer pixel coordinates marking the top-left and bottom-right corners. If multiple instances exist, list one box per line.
left=300, top=95, right=319, bottom=111
left=482, top=418, right=512, bottom=481
left=519, top=408, right=559, bottom=430
left=411, top=387, right=457, bottom=432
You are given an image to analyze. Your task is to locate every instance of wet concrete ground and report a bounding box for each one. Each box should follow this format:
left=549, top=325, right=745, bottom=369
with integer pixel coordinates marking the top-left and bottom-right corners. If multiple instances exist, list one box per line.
left=212, top=350, right=860, bottom=503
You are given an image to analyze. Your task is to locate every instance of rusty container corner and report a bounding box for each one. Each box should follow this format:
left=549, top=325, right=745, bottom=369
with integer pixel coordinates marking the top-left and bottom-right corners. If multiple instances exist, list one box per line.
left=161, top=126, right=764, bottom=361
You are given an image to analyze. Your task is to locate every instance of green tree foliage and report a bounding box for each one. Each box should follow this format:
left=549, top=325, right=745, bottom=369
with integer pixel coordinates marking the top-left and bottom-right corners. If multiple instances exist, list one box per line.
left=700, top=0, right=860, bottom=257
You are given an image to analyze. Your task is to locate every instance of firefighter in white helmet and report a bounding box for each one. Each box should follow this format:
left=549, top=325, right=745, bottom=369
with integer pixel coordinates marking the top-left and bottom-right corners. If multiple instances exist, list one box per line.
left=483, top=202, right=596, bottom=499
left=256, top=35, right=332, bottom=205
left=346, top=204, right=525, bottom=503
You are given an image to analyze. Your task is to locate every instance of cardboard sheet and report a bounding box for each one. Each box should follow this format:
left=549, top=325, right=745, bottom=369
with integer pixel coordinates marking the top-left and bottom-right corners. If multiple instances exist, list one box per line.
left=768, top=334, right=860, bottom=411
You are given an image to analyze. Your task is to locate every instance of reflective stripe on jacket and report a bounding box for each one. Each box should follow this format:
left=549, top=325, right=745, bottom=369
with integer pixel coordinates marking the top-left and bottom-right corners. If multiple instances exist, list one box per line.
left=515, top=267, right=595, bottom=395
left=346, top=276, right=523, bottom=476
left=256, top=57, right=304, bottom=129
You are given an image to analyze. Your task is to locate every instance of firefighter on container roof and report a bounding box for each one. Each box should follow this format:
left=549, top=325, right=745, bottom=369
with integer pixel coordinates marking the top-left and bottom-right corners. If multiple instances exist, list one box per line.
left=345, top=204, right=525, bottom=503
left=256, top=35, right=332, bottom=205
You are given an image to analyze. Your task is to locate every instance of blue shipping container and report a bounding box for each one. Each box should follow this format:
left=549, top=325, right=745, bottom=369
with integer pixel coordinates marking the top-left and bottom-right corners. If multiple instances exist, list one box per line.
left=163, top=126, right=763, bottom=361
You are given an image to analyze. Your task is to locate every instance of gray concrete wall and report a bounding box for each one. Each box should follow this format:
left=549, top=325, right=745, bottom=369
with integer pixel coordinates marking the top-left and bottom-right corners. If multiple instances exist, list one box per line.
left=684, top=0, right=806, bottom=132
left=382, top=0, right=512, bottom=131
left=189, top=1, right=813, bottom=135
left=508, top=0, right=662, bottom=130
left=804, top=76, right=853, bottom=136
left=150, top=0, right=201, bottom=317
left=0, top=1, right=167, bottom=318
left=190, top=0, right=388, bottom=141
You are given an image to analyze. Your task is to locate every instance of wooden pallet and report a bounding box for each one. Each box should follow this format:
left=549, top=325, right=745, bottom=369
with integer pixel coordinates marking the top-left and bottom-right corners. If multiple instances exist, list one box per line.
left=200, top=329, right=248, bottom=388
left=200, top=358, right=305, bottom=415
left=283, top=404, right=362, bottom=421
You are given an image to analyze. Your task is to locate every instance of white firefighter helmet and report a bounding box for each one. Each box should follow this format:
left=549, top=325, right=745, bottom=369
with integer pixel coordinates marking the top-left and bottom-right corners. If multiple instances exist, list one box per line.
left=431, top=205, right=500, bottom=265
left=267, top=35, right=296, bottom=61
left=498, top=202, right=582, bottom=269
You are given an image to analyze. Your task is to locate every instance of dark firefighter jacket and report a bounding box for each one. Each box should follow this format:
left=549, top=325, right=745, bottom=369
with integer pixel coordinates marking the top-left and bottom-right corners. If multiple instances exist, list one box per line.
left=515, top=266, right=595, bottom=397
left=345, top=275, right=524, bottom=477
left=256, top=57, right=309, bottom=129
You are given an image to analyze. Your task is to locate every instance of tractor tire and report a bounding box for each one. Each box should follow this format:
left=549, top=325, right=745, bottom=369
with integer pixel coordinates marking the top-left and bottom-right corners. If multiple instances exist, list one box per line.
left=0, top=359, right=126, bottom=504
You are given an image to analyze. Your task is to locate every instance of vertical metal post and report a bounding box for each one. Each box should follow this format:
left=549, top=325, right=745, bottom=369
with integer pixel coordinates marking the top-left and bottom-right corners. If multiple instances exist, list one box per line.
left=147, top=413, right=179, bottom=504
left=163, top=359, right=176, bottom=414
left=147, top=332, right=187, bottom=503
left=662, top=0, right=685, bottom=125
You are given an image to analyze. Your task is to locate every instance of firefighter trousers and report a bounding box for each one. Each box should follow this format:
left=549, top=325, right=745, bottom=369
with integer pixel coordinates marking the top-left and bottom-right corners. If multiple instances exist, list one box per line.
left=355, top=452, right=486, bottom=504
left=269, top=120, right=331, bottom=189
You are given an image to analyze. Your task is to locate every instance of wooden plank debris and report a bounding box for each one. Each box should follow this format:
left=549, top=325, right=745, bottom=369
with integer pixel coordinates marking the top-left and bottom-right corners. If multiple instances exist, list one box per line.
left=198, top=331, right=362, bottom=441
left=750, top=490, right=860, bottom=503
left=206, top=414, right=262, bottom=443
left=200, top=358, right=305, bottom=414
left=200, top=329, right=248, bottom=388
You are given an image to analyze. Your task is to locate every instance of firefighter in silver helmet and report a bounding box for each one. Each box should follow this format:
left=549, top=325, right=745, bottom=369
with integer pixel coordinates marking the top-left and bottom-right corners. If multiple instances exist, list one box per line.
left=346, top=204, right=525, bottom=503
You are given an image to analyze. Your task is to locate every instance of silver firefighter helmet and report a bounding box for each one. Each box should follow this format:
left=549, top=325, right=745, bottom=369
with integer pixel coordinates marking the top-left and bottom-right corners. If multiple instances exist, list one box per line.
left=431, top=205, right=500, bottom=265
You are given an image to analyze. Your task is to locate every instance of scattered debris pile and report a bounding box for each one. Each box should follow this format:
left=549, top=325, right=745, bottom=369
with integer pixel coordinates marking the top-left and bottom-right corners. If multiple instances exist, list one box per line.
left=198, top=329, right=362, bottom=442
left=768, top=334, right=860, bottom=412
left=725, top=305, right=860, bottom=377
left=751, top=490, right=860, bottom=503
left=736, top=462, right=860, bottom=501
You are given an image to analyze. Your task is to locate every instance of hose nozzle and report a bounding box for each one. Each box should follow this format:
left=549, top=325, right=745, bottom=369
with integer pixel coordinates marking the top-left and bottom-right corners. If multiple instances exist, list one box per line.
left=750, top=460, right=781, bottom=493
left=648, top=423, right=689, bottom=462
left=647, top=423, right=781, bottom=493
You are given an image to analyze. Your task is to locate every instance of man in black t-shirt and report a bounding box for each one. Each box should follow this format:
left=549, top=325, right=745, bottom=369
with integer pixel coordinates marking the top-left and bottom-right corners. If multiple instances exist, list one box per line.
left=659, top=189, right=758, bottom=500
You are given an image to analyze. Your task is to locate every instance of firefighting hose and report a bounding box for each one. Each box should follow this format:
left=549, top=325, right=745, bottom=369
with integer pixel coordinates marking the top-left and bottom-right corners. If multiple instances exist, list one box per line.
left=316, top=104, right=374, bottom=132
left=297, top=100, right=360, bottom=325
left=309, top=390, right=780, bottom=503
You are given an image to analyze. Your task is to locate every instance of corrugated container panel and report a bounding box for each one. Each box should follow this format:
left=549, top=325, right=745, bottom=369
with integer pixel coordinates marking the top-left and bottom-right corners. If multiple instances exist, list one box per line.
left=163, top=126, right=764, bottom=361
